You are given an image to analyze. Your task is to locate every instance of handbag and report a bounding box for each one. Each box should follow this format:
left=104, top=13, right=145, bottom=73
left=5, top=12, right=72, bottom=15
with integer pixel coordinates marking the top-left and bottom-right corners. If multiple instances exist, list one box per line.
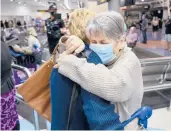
left=17, top=44, right=59, bottom=121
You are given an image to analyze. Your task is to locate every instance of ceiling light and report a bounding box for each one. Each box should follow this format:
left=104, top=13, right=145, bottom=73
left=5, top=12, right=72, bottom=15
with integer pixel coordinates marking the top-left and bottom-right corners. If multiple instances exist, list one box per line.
left=34, top=0, right=37, bottom=1
left=18, top=1, right=21, bottom=4
left=141, top=0, right=144, bottom=1
left=10, top=0, right=14, bottom=1
left=60, top=4, right=66, bottom=10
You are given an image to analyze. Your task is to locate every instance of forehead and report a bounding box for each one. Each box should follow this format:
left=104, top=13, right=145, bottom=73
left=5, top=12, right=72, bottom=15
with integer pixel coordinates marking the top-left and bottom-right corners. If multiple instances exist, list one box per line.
left=87, top=32, right=110, bottom=42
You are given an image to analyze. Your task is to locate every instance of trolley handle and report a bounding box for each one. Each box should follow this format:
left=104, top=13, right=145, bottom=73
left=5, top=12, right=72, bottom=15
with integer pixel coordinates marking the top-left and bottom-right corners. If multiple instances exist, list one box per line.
left=12, top=64, right=32, bottom=78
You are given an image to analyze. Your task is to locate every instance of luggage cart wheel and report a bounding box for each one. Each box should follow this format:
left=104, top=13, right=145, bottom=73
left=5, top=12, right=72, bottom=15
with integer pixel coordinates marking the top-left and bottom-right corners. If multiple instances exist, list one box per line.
left=15, top=99, right=20, bottom=104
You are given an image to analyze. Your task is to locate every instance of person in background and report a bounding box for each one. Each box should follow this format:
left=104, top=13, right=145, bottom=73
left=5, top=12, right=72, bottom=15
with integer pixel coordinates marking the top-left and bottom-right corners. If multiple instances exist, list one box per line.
left=152, top=16, right=159, bottom=40
left=67, top=13, right=69, bottom=21
left=1, top=20, right=5, bottom=29
left=13, top=27, right=41, bottom=53
left=1, top=41, right=20, bottom=130
left=4, top=20, right=9, bottom=28
left=126, top=16, right=132, bottom=29
left=45, top=4, right=66, bottom=54
left=141, top=14, right=148, bottom=44
left=126, top=26, right=138, bottom=49
left=159, top=18, right=163, bottom=29
left=9, top=20, right=14, bottom=28
left=165, top=16, right=171, bottom=51
left=55, top=11, right=143, bottom=129
left=16, top=21, right=22, bottom=27
left=24, top=21, right=27, bottom=29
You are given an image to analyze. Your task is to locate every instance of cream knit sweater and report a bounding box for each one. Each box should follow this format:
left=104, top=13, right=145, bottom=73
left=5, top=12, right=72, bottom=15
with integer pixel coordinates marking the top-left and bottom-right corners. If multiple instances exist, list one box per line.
left=58, top=46, right=144, bottom=128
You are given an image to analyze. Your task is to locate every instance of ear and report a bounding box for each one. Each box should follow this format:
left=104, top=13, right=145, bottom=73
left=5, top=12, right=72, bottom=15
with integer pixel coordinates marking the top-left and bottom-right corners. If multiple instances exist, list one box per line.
left=118, top=35, right=126, bottom=50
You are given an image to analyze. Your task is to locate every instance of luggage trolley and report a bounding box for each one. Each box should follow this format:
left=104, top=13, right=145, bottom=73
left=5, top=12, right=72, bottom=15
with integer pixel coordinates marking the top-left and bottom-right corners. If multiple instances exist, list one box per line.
left=9, top=45, right=42, bottom=76
left=12, top=64, right=41, bottom=130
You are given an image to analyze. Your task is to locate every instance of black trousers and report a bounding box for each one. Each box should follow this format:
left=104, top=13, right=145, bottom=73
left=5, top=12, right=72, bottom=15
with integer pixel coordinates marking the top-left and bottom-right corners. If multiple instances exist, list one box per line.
left=48, top=39, right=60, bottom=54
left=141, top=30, right=147, bottom=43
left=13, top=121, right=20, bottom=130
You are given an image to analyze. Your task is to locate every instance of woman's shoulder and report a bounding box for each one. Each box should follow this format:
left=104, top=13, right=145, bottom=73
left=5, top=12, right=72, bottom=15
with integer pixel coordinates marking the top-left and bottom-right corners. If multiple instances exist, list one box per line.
left=119, top=47, right=141, bottom=67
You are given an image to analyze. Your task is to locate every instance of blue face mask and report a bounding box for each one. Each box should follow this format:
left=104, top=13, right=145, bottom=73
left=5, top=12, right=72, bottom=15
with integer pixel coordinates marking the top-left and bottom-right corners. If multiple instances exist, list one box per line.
left=89, top=43, right=116, bottom=64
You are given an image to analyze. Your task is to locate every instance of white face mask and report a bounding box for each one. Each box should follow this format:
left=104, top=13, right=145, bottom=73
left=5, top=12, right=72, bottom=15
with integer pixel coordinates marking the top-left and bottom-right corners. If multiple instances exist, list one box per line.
left=89, top=43, right=116, bottom=64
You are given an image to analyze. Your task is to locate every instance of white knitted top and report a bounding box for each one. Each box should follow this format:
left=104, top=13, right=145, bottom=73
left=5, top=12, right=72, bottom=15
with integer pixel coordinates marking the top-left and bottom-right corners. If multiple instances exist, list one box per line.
left=58, top=47, right=144, bottom=126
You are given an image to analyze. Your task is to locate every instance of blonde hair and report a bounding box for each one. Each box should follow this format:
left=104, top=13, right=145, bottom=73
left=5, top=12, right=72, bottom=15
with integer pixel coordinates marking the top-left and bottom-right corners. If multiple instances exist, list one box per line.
left=28, top=27, right=37, bottom=37
left=68, top=8, right=95, bottom=41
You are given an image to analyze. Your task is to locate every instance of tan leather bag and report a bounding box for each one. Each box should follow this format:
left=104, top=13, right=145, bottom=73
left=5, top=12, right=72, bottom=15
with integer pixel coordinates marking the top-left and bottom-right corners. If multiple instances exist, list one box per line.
left=17, top=45, right=59, bottom=122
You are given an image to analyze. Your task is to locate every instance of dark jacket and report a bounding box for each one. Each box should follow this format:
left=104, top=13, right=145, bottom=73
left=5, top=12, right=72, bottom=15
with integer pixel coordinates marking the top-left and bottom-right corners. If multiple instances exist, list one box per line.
left=165, top=20, right=171, bottom=34
left=1, top=42, right=14, bottom=94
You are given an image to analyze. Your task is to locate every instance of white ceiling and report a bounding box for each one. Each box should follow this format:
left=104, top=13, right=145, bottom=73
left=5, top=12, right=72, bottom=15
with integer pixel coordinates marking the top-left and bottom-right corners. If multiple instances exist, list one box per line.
left=1, top=0, right=64, bottom=8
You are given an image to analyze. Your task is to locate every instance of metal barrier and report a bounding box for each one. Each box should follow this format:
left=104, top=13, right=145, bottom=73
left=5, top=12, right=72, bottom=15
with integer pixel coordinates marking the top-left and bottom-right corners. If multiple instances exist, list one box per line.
left=13, top=57, right=171, bottom=130
left=140, top=57, right=171, bottom=110
left=140, top=57, right=171, bottom=66
left=12, top=64, right=40, bottom=130
left=141, top=57, right=171, bottom=91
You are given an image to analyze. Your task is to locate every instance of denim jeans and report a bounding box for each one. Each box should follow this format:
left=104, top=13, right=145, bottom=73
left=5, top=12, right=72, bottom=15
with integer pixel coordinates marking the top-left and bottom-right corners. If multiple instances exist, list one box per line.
left=141, top=30, right=147, bottom=43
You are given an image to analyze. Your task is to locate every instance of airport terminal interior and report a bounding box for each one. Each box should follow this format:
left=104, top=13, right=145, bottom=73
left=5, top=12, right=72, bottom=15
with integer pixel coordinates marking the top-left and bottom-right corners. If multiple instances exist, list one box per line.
left=1, top=0, right=171, bottom=130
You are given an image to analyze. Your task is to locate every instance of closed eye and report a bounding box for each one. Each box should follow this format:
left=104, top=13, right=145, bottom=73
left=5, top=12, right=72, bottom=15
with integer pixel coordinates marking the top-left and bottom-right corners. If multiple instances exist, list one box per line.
left=91, top=40, right=97, bottom=44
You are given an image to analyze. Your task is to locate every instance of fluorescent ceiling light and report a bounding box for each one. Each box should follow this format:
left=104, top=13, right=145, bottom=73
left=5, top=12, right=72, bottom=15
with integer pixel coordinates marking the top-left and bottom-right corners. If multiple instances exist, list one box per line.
left=64, top=0, right=71, bottom=10
left=141, top=0, right=144, bottom=1
left=34, top=0, right=37, bottom=1
left=10, top=0, right=14, bottom=1
left=60, top=4, right=66, bottom=9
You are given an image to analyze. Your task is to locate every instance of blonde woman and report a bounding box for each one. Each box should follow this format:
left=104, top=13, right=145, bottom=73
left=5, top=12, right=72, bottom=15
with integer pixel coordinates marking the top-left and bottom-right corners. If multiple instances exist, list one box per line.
left=152, top=16, right=159, bottom=40
left=56, top=8, right=95, bottom=55
left=27, top=27, right=41, bottom=49
left=55, top=11, right=143, bottom=129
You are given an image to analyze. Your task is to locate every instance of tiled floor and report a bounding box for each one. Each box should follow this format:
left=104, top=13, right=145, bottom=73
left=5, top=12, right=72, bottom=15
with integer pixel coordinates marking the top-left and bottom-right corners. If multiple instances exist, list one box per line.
left=18, top=108, right=171, bottom=130
left=136, top=40, right=171, bottom=56
left=148, top=108, right=171, bottom=130
left=19, top=115, right=34, bottom=130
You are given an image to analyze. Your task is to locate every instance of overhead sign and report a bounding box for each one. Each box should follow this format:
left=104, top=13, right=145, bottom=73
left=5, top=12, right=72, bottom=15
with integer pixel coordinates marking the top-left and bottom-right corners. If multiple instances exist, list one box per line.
left=97, top=0, right=108, bottom=5
left=37, top=10, right=48, bottom=12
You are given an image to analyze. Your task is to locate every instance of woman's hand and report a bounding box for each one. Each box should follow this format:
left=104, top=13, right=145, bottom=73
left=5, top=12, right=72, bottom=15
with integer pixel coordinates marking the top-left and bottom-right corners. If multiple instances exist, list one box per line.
left=65, top=35, right=85, bottom=55
left=54, top=35, right=85, bottom=68
left=60, top=28, right=68, bottom=35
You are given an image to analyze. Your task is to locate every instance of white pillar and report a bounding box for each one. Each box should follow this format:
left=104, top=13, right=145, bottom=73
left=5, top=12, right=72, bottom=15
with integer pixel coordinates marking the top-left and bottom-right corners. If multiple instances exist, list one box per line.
left=167, top=0, right=171, bottom=16
left=108, top=0, right=120, bottom=13
left=163, top=9, right=168, bottom=20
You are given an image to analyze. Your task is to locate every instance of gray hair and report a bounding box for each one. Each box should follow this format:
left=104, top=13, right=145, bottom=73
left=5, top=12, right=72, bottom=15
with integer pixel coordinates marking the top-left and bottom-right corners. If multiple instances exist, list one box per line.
left=86, top=11, right=125, bottom=41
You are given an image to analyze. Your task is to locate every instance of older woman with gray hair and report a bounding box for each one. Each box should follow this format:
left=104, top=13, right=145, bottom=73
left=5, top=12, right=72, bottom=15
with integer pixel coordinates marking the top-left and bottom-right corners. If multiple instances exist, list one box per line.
left=55, top=11, right=143, bottom=128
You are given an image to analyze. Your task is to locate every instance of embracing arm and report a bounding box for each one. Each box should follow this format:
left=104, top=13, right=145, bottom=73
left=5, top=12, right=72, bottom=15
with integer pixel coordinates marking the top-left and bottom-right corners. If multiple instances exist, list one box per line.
left=58, top=55, right=135, bottom=102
